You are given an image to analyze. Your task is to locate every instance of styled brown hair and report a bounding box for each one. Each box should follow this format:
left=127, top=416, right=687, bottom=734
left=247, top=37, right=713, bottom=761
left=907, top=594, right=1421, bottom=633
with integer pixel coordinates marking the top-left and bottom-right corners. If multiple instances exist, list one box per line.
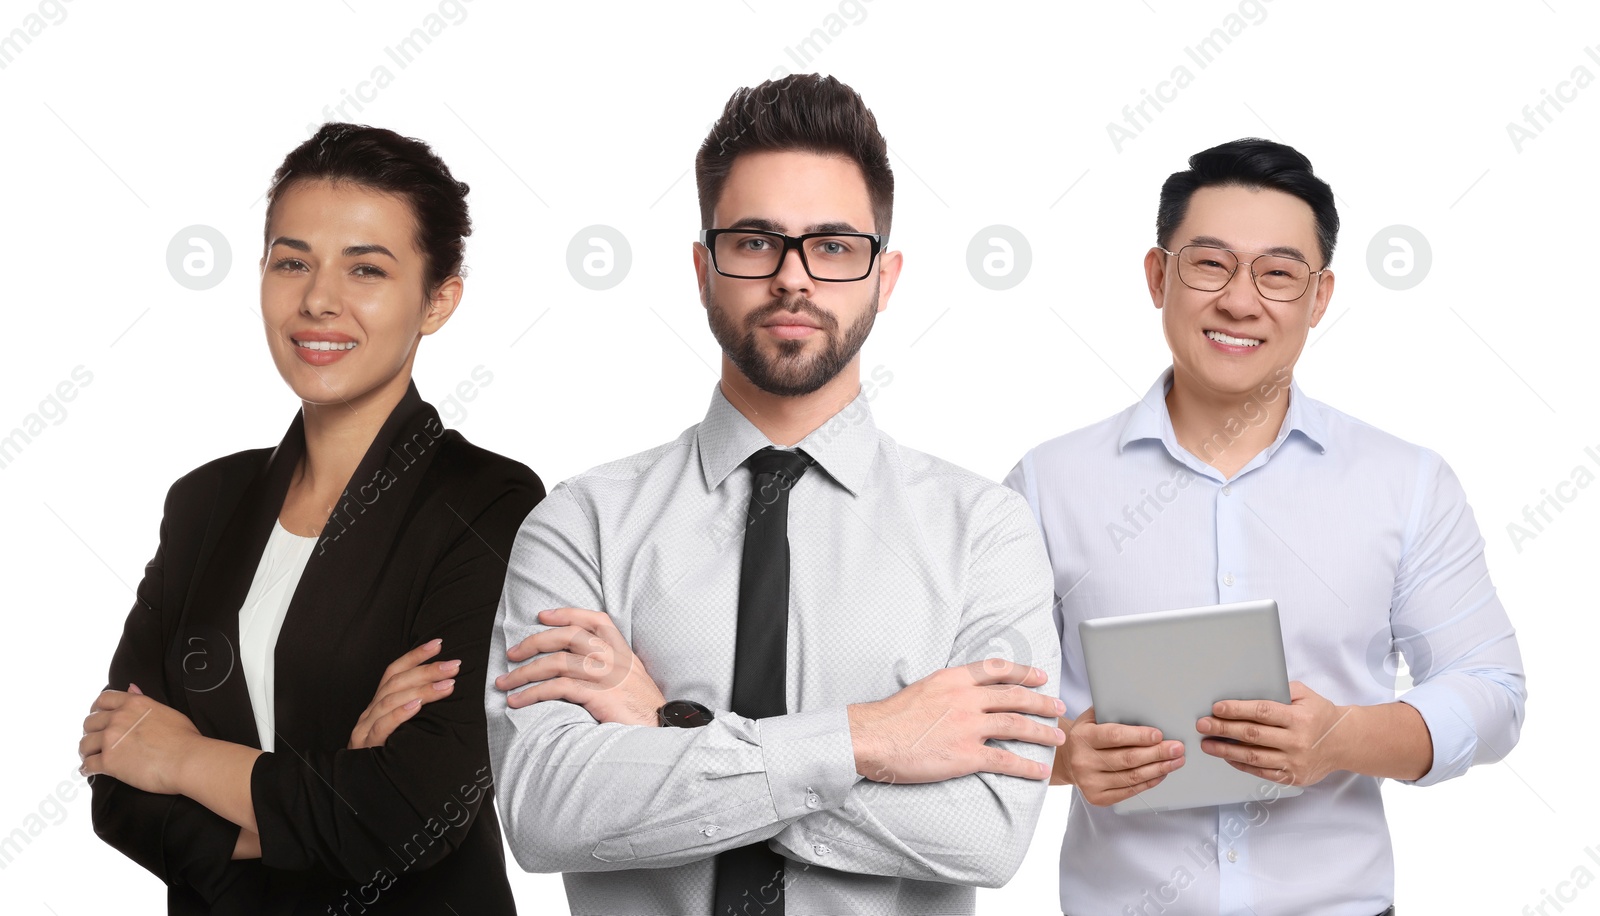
left=264, top=123, right=472, bottom=294
left=695, top=74, right=894, bottom=241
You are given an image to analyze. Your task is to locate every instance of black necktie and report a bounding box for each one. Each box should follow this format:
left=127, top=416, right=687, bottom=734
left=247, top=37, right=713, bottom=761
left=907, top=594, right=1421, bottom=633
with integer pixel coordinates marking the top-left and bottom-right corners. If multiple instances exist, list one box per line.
left=713, top=446, right=813, bottom=916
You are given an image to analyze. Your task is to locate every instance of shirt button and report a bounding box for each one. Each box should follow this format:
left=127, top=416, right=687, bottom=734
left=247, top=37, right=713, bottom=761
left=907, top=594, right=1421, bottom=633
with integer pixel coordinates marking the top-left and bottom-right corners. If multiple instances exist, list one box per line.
left=1227, top=848, right=1238, bottom=863
left=1222, top=485, right=1232, bottom=496
left=813, top=843, right=830, bottom=856
left=805, top=789, right=821, bottom=809
left=1223, top=573, right=1235, bottom=587
left=700, top=825, right=721, bottom=838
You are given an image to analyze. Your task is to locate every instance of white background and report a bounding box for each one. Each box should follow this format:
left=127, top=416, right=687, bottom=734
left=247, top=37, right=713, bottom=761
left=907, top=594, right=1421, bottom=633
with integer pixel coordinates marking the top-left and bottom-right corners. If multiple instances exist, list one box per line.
left=1, top=1, right=1594, bottom=913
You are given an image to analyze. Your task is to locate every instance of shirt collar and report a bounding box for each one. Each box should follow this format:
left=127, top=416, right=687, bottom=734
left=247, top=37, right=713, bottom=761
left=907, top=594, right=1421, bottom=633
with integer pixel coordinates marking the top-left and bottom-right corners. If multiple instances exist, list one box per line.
left=1117, top=366, right=1329, bottom=462
left=696, top=382, right=878, bottom=496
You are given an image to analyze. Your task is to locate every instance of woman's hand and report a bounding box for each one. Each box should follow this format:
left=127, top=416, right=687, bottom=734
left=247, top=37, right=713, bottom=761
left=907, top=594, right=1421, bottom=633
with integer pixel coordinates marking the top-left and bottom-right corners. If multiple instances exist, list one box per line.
left=80, top=683, right=204, bottom=794
left=347, top=638, right=461, bottom=750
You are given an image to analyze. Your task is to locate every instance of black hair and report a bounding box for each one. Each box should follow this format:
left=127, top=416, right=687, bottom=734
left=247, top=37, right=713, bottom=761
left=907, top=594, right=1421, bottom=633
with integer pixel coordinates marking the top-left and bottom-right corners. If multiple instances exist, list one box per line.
left=1157, top=137, right=1338, bottom=266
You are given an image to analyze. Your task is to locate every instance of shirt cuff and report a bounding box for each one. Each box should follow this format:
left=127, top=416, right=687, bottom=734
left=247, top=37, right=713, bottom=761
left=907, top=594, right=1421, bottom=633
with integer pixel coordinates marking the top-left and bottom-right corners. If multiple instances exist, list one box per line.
left=758, top=706, right=860, bottom=820
left=1395, top=680, right=1476, bottom=786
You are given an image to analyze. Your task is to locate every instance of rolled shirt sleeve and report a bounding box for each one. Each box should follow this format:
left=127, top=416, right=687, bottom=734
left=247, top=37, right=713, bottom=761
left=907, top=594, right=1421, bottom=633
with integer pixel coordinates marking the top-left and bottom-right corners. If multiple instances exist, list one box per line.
left=1391, top=450, right=1527, bottom=786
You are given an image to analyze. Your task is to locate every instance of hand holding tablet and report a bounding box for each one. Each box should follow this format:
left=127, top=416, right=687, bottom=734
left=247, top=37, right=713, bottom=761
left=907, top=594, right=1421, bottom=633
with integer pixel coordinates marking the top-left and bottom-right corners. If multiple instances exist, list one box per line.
left=1077, top=599, right=1305, bottom=814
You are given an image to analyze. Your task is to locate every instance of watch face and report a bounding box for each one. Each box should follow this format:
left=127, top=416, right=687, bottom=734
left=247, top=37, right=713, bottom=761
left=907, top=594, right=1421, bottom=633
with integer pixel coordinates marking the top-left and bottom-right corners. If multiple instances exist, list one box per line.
left=661, top=700, right=712, bottom=728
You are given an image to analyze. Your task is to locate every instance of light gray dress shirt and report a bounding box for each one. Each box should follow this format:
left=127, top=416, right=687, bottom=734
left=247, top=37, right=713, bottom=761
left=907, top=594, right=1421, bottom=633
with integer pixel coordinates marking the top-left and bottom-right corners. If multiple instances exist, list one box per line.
left=486, top=383, right=1061, bottom=916
left=1005, top=368, right=1526, bottom=916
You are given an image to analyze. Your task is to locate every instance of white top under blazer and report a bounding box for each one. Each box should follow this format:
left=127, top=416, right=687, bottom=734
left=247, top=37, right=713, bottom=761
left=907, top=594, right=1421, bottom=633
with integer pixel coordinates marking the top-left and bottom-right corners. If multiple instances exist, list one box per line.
left=235, top=519, right=317, bottom=753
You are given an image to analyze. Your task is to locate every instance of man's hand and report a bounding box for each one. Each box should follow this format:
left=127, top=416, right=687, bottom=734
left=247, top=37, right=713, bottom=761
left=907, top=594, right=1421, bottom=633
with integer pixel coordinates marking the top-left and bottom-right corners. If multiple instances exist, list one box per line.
left=80, top=684, right=204, bottom=794
left=1197, top=680, right=1349, bottom=786
left=1058, top=706, right=1185, bottom=806
left=846, top=659, right=1066, bottom=784
left=497, top=607, right=666, bottom=726
left=348, top=638, right=460, bottom=750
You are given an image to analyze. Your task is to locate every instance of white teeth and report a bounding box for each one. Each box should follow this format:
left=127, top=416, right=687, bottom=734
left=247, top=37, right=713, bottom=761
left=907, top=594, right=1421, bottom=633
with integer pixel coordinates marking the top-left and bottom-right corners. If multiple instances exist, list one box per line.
left=294, top=339, right=357, bottom=351
left=1205, top=330, right=1262, bottom=347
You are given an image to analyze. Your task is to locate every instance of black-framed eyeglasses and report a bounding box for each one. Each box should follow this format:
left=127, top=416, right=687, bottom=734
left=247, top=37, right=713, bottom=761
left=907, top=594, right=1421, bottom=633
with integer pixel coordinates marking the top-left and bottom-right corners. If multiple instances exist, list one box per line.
left=1159, top=245, right=1327, bottom=302
left=699, top=228, right=884, bottom=282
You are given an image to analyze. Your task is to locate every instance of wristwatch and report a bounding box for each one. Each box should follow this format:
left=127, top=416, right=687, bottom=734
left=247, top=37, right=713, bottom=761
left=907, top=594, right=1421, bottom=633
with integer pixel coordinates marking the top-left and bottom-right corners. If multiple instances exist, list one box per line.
left=657, top=699, right=714, bottom=728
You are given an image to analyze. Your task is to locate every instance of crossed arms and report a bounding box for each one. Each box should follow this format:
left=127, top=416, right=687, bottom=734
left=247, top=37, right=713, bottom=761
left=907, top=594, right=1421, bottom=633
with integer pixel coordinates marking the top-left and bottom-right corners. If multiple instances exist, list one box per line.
left=483, top=483, right=1065, bottom=887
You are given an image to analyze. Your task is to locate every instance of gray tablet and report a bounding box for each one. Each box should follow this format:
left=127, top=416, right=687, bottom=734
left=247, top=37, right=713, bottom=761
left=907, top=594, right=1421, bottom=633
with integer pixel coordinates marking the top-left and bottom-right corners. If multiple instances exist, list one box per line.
left=1078, top=598, right=1304, bottom=814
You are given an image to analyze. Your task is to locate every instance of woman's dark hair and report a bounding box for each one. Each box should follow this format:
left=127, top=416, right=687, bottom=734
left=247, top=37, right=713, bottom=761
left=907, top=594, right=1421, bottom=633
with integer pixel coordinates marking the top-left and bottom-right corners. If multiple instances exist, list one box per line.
left=1157, top=137, right=1339, bottom=266
left=695, top=73, right=894, bottom=241
left=264, top=123, right=471, bottom=294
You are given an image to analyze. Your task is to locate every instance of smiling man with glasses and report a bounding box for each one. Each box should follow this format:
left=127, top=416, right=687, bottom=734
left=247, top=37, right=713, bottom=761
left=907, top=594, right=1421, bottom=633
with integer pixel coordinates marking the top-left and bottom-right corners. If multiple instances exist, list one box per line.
left=1005, top=138, right=1525, bottom=916
left=1159, top=241, right=1328, bottom=303
left=485, top=73, right=1063, bottom=916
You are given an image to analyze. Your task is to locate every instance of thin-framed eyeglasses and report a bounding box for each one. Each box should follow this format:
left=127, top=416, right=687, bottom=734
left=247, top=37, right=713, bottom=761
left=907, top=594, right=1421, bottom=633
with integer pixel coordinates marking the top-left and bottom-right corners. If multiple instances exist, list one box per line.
left=1159, top=244, right=1327, bottom=302
left=700, top=228, right=884, bottom=282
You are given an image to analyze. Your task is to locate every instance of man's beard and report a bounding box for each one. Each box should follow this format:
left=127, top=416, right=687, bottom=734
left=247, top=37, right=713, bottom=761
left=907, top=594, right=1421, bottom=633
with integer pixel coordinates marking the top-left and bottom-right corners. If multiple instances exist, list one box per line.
left=706, top=283, right=877, bottom=397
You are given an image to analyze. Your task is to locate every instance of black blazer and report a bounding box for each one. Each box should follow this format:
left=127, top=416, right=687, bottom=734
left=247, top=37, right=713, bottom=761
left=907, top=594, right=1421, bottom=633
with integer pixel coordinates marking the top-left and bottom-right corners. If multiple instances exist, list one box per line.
left=91, top=381, right=543, bottom=915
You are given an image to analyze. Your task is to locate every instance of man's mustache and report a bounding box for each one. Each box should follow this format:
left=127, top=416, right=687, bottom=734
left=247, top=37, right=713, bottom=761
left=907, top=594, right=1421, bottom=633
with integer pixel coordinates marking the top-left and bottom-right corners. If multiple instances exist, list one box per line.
left=745, top=297, right=838, bottom=332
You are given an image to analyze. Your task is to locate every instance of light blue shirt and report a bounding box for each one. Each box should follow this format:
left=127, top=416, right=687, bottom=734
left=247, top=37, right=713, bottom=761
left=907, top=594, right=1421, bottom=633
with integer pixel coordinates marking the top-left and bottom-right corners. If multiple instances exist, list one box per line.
left=1004, top=368, right=1525, bottom=916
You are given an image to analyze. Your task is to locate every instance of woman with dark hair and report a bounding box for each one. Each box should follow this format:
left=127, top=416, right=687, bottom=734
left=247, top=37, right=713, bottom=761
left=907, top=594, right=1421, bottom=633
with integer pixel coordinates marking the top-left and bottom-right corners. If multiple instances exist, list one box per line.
left=80, top=122, right=538, bottom=914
